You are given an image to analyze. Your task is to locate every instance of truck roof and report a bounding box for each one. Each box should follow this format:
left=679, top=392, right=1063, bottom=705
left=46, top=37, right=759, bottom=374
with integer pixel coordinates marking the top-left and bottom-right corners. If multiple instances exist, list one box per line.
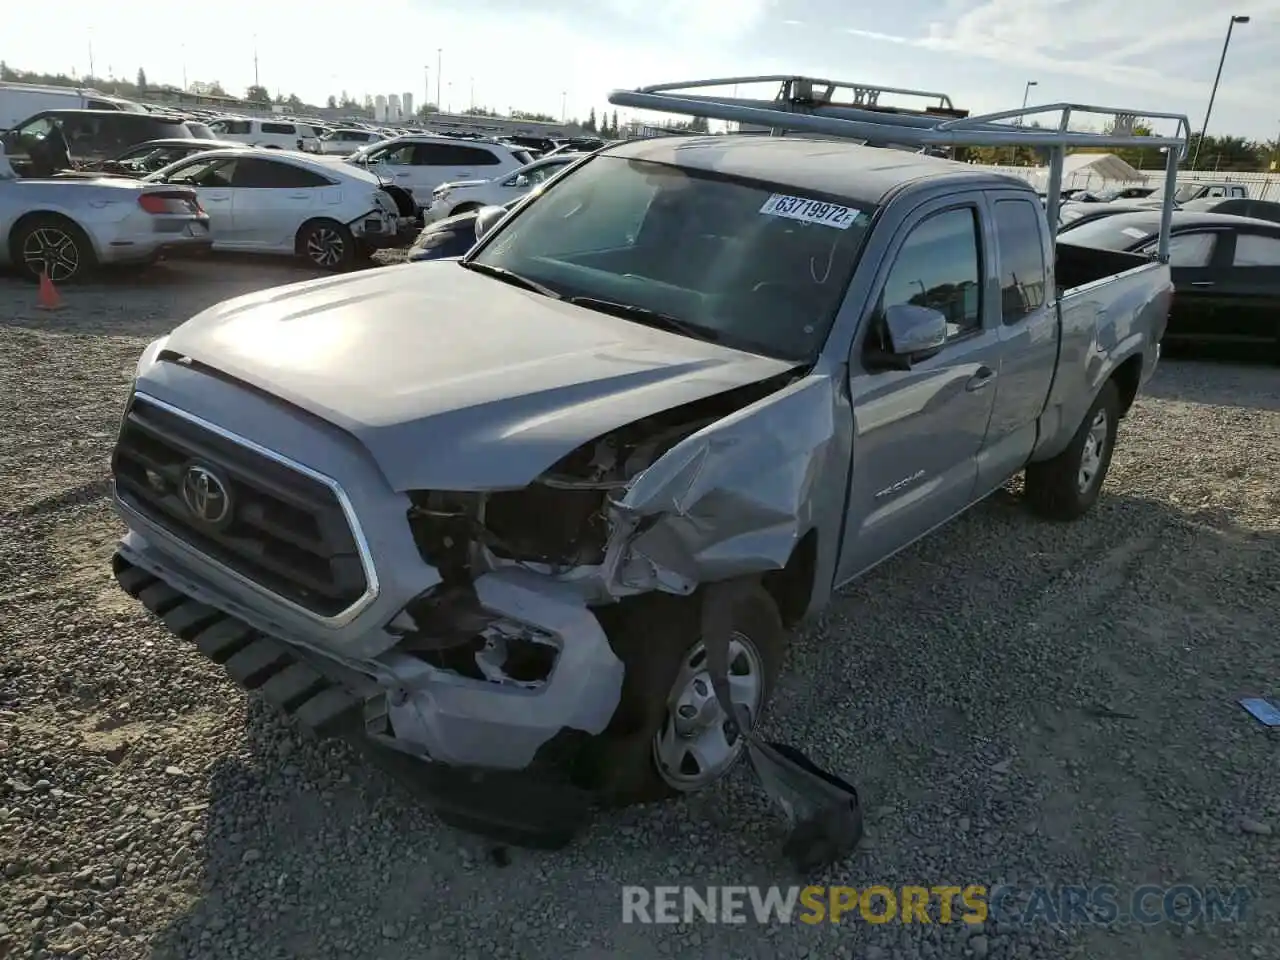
left=609, top=134, right=1023, bottom=206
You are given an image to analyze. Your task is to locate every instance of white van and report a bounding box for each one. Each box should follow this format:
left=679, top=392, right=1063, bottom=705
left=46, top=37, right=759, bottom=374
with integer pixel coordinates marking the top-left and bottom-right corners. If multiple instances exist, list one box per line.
left=206, top=117, right=328, bottom=151
left=0, top=81, right=144, bottom=131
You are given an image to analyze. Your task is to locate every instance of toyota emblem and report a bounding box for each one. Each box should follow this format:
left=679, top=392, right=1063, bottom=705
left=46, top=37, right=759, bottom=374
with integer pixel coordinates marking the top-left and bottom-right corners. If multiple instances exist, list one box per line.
left=180, top=464, right=232, bottom=525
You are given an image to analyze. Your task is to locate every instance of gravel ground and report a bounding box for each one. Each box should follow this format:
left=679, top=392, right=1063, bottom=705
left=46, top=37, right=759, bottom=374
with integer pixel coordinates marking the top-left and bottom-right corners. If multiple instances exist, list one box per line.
left=1, top=259, right=1278, bottom=960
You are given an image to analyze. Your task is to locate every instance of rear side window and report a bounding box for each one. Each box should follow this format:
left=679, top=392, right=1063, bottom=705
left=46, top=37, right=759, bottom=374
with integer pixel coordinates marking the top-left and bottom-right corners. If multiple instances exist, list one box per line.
left=429, top=144, right=501, bottom=166
left=144, top=118, right=192, bottom=140
left=993, top=199, right=1047, bottom=323
left=214, top=119, right=252, bottom=135
left=882, top=206, right=983, bottom=340
left=1232, top=233, right=1280, bottom=267
left=231, top=158, right=331, bottom=188
left=261, top=122, right=296, bottom=135
left=86, top=99, right=118, bottom=110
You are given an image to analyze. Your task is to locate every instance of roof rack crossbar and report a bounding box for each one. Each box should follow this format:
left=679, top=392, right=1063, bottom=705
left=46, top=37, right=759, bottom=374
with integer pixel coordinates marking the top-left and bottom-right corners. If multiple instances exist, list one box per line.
left=607, top=74, right=1187, bottom=262
left=608, top=76, right=1190, bottom=158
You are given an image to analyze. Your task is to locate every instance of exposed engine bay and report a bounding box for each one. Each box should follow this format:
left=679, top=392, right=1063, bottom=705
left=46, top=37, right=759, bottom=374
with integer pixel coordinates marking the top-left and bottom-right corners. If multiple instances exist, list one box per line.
left=394, top=369, right=802, bottom=689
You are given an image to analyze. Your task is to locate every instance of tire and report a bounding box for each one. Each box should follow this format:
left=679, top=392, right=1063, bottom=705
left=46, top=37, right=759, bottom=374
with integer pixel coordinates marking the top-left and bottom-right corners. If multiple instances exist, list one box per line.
left=1025, top=379, right=1120, bottom=521
left=11, top=215, right=97, bottom=284
left=298, top=220, right=356, bottom=271
left=584, top=583, right=785, bottom=806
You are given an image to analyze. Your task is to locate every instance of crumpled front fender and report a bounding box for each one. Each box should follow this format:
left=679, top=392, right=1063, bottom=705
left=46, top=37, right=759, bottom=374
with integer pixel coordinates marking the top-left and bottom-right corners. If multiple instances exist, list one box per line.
left=608, top=373, right=844, bottom=592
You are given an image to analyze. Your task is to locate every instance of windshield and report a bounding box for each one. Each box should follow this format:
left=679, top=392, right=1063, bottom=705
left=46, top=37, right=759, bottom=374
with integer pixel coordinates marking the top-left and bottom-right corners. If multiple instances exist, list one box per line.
left=1056, top=215, right=1159, bottom=251
left=469, top=155, right=874, bottom=361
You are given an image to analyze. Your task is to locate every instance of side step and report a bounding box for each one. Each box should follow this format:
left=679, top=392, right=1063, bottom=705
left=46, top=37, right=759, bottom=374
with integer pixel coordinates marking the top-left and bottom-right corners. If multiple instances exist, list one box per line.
left=112, top=553, right=360, bottom=735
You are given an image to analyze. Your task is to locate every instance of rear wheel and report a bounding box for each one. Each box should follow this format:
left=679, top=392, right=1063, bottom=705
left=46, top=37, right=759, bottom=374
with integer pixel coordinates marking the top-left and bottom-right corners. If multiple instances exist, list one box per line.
left=298, top=220, right=355, bottom=271
left=1025, top=380, right=1120, bottom=521
left=12, top=215, right=97, bottom=283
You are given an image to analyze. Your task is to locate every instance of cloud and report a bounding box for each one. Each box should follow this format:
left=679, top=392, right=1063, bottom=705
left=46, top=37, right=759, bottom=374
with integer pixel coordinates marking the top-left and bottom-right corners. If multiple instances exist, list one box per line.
left=842, top=0, right=1280, bottom=112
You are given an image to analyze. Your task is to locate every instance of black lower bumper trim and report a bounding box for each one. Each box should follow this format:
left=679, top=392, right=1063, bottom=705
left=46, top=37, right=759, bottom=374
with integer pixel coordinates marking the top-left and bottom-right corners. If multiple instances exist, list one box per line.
left=111, top=550, right=592, bottom=849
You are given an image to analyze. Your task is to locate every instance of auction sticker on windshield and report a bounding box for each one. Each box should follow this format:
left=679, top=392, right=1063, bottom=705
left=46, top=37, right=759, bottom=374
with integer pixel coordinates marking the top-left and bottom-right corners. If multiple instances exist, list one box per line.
left=760, top=194, right=861, bottom=230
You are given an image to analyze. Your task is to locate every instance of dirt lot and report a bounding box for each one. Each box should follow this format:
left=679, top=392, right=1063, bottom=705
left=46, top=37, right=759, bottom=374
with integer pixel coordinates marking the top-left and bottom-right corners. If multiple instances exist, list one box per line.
left=1, top=259, right=1278, bottom=960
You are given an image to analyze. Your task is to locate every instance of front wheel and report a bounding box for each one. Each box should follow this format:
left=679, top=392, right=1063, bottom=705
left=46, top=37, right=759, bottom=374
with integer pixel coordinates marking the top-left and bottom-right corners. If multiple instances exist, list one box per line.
left=1025, top=380, right=1120, bottom=521
left=584, top=584, right=785, bottom=806
left=298, top=220, right=356, bottom=271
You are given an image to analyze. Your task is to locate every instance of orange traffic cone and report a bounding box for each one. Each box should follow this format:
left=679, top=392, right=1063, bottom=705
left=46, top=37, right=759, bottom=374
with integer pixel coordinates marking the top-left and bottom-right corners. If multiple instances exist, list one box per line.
left=36, top=272, right=64, bottom=311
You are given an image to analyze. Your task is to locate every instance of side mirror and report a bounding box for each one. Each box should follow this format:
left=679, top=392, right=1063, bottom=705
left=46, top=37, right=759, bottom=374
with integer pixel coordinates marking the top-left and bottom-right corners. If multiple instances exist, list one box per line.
left=514, top=174, right=530, bottom=188
left=868, top=304, right=949, bottom=370
left=474, top=205, right=508, bottom=241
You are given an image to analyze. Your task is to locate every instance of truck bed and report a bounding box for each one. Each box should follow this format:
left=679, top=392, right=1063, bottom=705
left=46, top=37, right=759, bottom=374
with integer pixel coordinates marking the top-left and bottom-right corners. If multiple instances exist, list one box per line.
left=1056, top=241, right=1151, bottom=293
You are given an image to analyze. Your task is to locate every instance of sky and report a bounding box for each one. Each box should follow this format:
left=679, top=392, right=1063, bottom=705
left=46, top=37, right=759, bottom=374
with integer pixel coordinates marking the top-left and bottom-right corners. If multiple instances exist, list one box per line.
left=8, top=0, right=1280, bottom=141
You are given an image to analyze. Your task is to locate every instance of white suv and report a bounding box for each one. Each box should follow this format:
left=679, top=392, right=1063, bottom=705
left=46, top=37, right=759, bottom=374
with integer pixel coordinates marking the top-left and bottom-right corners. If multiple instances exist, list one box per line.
left=208, top=117, right=328, bottom=151
left=424, top=152, right=586, bottom=223
left=350, top=136, right=533, bottom=209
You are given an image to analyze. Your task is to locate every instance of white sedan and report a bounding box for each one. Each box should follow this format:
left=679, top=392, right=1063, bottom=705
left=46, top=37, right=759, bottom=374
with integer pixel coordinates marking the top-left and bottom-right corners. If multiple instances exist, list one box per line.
left=143, top=148, right=416, bottom=270
left=423, top=152, right=587, bottom=224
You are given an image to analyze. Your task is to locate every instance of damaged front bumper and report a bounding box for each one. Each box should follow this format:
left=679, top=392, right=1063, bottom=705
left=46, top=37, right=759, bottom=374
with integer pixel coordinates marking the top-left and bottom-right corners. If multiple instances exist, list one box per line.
left=111, top=517, right=624, bottom=771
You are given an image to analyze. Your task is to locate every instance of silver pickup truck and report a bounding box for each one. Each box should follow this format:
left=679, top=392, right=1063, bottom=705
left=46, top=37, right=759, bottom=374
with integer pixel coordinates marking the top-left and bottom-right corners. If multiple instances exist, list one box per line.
left=108, top=78, right=1185, bottom=824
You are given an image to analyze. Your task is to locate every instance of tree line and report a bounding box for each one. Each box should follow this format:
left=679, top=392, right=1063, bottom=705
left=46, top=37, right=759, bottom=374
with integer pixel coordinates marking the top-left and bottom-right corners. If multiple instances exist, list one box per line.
left=2, top=61, right=1274, bottom=169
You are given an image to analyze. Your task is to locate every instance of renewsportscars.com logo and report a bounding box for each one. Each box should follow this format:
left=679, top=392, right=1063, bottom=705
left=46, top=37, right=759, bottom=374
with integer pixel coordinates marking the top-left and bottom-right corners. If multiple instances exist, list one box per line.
left=622, top=884, right=1252, bottom=926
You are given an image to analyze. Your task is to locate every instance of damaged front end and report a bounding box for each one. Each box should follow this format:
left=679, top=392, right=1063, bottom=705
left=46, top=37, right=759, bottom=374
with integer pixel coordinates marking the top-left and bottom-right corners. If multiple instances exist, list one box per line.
left=380, top=366, right=845, bottom=763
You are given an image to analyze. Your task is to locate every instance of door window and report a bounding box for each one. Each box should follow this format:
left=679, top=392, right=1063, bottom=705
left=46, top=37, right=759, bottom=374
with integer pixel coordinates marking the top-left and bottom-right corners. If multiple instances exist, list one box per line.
left=230, top=158, right=331, bottom=188
left=1156, top=232, right=1216, bottom=267
left=880, top=206, right=984, bottom=340
left=1232, top=233, right=1280, bottom=267
left=375, top=143, right=417, bottom=165
left=260, top=122, right=296, bottom=135
left=211, top=119, right=251, bottom=135
left=993, top=199, right=1047, bottom=324
left=166, top=157, right=236, bottom=187
left=420, top=144, right=502, bottom=166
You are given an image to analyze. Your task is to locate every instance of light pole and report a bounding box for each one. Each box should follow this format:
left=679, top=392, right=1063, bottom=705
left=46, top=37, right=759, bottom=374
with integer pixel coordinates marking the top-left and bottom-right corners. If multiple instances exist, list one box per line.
left=424, top=65, right=429, bottom=114
left=561, top=90, right=567, bottom=123
left=1020, top=81, right=1037, bottom=119
left=470, top=77, right=474, bottom=111
left=436, top=48, right=442, bottom=111
left=1193, top=15, right=1250, bottom=170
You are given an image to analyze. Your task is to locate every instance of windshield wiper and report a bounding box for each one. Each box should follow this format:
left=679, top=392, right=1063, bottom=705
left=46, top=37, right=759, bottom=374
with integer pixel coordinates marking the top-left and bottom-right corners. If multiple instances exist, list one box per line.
left=567, top=297, right=721, bottom=342
left=459, top=260, right=561, bottom=299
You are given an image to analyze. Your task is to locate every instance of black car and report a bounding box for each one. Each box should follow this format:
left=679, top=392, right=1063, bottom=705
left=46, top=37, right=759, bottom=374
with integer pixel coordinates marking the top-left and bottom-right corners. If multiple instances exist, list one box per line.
left=83, top=138, right=243, bottom=177
left=1063, top=210, right=1280, bottom=351
left=406, top=198, right=520, bottom=262
left=1058, top=203, right=1149, bottom=232
left=2, top=109, right=196, bottom=176
left=1177, top=197, right=1280, bottom=225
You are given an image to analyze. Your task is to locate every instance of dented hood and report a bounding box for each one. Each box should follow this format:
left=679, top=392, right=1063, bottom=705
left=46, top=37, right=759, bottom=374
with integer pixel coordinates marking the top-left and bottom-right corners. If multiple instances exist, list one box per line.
left=162, top=261, right=794, bottom=492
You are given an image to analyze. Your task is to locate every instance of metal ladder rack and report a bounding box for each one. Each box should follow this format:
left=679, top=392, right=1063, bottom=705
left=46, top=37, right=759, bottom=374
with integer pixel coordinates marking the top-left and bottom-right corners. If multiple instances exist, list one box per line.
left=608, top=75, right=1190, bottom=259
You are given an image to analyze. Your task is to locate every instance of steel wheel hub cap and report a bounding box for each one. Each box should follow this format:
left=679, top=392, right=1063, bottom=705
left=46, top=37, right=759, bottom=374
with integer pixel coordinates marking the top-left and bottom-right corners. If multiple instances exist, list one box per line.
left=653, top=632, right=764, bottom=791
left=1078, top=409, right=1109, bottom=493
left=22, top=228, right=79, bottom=281
left=306, top=228, right=344, bottom=267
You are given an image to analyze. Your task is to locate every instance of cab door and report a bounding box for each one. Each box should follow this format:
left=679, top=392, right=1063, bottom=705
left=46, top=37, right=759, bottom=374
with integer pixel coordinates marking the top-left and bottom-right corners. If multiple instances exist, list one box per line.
left=837, top=195, right=1002, bottom=583
left=158, top=156, right=238, bottom=241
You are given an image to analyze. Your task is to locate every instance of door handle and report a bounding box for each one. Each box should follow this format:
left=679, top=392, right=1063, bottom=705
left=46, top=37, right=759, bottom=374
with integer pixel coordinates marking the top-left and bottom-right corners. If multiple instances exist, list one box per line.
left=965, top=366, right=997, bottom=392
left=288, top=193, right=309, bottom=199
left=1189, top=280, right=1215, bottom=287
left=203, top=196, right=229, bottom=201
left=456, top=171, right=472, bottom=177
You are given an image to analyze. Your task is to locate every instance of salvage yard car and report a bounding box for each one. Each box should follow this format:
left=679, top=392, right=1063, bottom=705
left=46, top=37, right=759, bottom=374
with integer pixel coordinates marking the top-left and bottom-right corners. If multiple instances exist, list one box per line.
left=107, top=76, right=1183, bottom=833
left=423, top=152, right=586, bottom=223
left=141, top=147, right=415, bottom=269
left=0, top=145, right=211, bottom=282
left=1057, top=208, right=1280, bottom=352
